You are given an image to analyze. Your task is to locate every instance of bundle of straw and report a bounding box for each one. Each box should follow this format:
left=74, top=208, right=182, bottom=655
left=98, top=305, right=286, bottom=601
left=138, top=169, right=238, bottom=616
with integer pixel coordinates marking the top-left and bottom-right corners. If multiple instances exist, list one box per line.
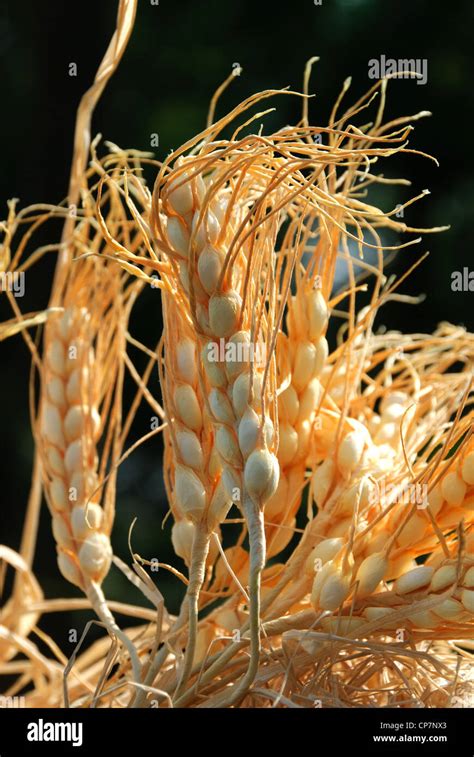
left=0, top=4, right=472, bottom=710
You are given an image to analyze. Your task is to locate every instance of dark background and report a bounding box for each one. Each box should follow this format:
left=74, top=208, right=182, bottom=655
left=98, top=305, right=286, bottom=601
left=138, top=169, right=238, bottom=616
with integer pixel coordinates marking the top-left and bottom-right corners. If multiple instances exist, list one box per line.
left=0, top=0, right=473, bottom=663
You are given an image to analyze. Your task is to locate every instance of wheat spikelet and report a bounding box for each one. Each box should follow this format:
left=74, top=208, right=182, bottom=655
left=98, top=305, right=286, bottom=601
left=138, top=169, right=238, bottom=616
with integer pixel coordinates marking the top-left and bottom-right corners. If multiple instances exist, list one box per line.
left=40, top=291, right=115, bottom=590
left=29, top=139, right=158, bottom=694
left=150, top=148, right=285, bottom=703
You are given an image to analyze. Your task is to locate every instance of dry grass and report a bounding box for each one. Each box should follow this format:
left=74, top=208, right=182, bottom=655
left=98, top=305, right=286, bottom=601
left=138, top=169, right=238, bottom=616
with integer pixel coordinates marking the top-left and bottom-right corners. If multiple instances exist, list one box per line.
left=0, top=3, right=472, bottom=709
